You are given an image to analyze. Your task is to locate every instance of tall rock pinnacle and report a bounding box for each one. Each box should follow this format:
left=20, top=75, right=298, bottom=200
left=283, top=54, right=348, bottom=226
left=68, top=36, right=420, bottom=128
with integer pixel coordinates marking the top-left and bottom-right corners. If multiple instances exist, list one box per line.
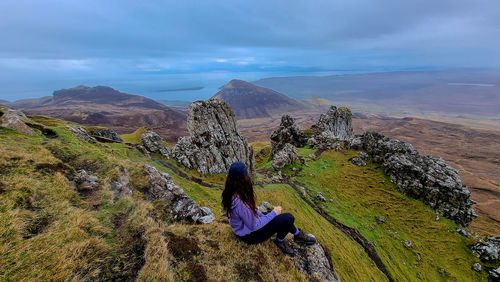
left=171, top=98, right=254, bottom=175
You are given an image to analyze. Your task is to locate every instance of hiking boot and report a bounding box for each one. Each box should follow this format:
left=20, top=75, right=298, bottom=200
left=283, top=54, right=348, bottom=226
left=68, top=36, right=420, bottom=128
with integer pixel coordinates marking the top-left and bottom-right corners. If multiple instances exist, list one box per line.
left=294, top=229, right=317, bottom=245
left=274, top=239, right=295, bottom=256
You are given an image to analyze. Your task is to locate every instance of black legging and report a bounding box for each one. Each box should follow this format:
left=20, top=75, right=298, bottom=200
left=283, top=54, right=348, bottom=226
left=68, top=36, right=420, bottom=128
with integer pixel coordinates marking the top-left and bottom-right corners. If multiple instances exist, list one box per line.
left=240, top=213, right=298, bottom=244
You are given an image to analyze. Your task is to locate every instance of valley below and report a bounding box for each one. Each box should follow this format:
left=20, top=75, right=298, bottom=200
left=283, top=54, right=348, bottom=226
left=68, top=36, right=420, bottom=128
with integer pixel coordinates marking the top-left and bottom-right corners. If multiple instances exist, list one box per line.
left=237, top=112, right=500, bottom=236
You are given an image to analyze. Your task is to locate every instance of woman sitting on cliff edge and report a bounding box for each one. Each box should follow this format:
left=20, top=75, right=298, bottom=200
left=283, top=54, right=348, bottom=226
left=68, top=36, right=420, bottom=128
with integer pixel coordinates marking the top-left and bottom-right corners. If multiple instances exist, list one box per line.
left=222, top=162, right=316, bottom=255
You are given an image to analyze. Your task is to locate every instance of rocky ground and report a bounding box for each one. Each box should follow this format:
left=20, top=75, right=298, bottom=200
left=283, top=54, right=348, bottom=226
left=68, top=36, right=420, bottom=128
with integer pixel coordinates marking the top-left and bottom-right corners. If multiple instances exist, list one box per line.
left=1, top=103, right=498, bottom=281
left=236, top=111, right=500, bottom=236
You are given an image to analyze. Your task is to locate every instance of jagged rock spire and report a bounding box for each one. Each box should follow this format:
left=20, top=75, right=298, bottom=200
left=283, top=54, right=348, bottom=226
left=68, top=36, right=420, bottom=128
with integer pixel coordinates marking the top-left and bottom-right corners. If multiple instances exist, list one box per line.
left=313, top=106, right=353, bottom=141
left=270, top=114, right=307, bottom=155
left=171, top=98, right=254, bottom=175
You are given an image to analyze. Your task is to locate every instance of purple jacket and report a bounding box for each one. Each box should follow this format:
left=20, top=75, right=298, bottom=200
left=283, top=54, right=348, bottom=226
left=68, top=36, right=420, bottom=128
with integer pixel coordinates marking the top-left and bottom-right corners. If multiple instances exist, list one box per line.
left=229, top=196, right=276, bottom=236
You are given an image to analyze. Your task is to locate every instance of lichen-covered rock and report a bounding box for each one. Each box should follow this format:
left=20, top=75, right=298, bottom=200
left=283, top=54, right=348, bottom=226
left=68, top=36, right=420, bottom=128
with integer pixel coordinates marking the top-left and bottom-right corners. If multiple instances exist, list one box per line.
left=313, top=106, right=353, bottom=141
left=349, top=157, right=366, bottom=166
left=352, top=131, right=477, bottom=226
left=270, top=114, right=307, bottom=155
left=307, top=137, right=317, bottom=146
left=456, top=228, right=473, bottom=237
left=89, top=127, right=123, bottom=142
left=359, top=151, right=369, bottom=160
left=272, top=143, right=298, bottom=171
left=111, top=175, right=132, bottom=199
left=67, top=126, right=95, bottom=142
left=472, top=237, right=500, bottom=261
left=134, top=144, right=151, bottom=158
left=316, top=191, right=327, bottom=202
left=143, top=164, right=214, bottom=224
left=0, top=107, right=36, bottom=135
left=171, top=99, right=254, bottom=174
left=489, top=266, right=500, bottom=281
left=74, top=169, right=99, bottom=191
left=289, top=241, right=340, bottom=282
left=257, top=201, right=275, bottom=213
left=472, top=263, right=482, bottom=272
left=141, top=132, right=170, bottom=158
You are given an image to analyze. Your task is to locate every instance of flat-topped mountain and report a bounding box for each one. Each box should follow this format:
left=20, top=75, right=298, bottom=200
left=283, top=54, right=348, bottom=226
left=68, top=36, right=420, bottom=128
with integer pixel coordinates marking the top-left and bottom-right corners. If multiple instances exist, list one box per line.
left=8, top=86, right=187, bottom=142
left=212, top=79, right=308, bottom=119
left=11, top=85, right=166, bottom=110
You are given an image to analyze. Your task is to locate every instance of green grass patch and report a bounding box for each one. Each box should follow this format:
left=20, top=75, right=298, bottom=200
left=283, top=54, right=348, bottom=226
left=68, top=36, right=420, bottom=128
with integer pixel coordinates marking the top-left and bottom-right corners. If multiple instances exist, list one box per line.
left=293, top=149, right=487, bottom=281
left=121, top=127, right=148, bottom=144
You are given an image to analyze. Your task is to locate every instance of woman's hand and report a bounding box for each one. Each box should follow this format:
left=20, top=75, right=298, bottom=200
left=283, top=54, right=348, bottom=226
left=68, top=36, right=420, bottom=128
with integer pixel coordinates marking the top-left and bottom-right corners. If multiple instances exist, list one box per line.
left=273, top=206, right=282, bottom=215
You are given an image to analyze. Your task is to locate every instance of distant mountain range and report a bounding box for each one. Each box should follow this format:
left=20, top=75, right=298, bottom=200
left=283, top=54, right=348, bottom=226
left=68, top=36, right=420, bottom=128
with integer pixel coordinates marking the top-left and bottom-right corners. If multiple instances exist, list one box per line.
left=253, top=69, right=500, bottom=118
left=7, top=86, right=187, bottom=141
left=212, top=79, right=325, bottom=119
left=5, top=82, right=332, bottom=141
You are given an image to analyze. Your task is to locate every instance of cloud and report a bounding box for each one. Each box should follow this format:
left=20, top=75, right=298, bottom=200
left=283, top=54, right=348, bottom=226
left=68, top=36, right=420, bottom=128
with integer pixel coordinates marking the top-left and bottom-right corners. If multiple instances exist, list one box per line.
left=0, top=0, right=499, bottom=96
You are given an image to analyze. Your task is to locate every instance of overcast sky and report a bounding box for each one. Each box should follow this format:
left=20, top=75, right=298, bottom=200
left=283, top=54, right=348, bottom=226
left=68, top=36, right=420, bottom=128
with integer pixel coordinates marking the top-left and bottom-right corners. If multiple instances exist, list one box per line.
left=1, top=0, right=499, bottom=100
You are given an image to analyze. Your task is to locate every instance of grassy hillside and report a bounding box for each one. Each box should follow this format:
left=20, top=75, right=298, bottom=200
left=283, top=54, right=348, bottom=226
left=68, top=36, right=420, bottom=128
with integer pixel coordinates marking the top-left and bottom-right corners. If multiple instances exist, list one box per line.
left=0, top=115, right=495, bottom=281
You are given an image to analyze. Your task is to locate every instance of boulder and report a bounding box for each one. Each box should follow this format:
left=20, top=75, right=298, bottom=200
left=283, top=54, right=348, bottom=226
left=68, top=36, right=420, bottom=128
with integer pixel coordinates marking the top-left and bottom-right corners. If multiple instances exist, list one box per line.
left=312, top=106, right=353, bottom=141
left=134, top=144, right=151, bottom=158
left=171, top=99, right=254, bottom=174
left=472, top=263, right=482, bottom=272
left=351, top=131, right=477, bottom=226
left=270, top=114, right=307, bottom=155
left=89, top=127, right=123, bottom=142
left=67, top=126, right=95, bottom=142
left=142, top=164, right=214, bottom=224
left=307, top=137, right=317, bottom=147
left=141, top=132, right=171, bottom=158
left=349, top=157, right=366, bottom=166
left=403, top=240, right=413, bottom=248
left=289, top=240, right=340, bottom=282
left=316, top=191, right=327, bottom=202
left=456, top=228, right=473, bottom=237
left=111, top=175, right=133, bottom=199
left=74, top=169, right=99, bottom=192
left=359, top=151, right=369, bottom=160
left=489, top=266, right=500, bottom=281
left=0, top=107, right=36, bottom=135
left=472, top=237, right=500, bottom=261
left=272, top=143, right=298, bottom=171
left=257, top=201, right=275, bottom=213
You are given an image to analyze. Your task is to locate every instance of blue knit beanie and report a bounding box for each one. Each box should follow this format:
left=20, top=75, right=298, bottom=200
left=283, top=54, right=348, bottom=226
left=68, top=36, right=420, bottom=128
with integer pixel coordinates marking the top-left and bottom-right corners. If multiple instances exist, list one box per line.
left=228, top=162, right=248, bottom=180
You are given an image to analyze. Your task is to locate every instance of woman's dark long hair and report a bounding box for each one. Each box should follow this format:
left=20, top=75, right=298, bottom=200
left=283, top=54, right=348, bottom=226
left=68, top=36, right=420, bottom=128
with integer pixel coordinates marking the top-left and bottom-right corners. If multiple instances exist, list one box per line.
left=222, top=174, right=258, bottom=217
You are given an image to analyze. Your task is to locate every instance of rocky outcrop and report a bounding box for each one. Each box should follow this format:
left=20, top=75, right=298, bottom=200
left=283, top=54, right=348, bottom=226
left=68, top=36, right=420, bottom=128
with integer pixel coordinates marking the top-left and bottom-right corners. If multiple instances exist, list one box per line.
left=349, top=157, right=366, bottom=166
left=111, top=175, right=133, bottom=200
left=89, top=127, right=123, bottom=142
left=0, top=106, right=36, bottom=135
left=272, top=143, right=298, bottom=171
left=67, top=126, right=95, bottom=142
left=257, top=201, right=274, bottom=212
left=141, top=132, right=171, bottom=158
left=143, top=164, right=214, bottom=224
left=359, top=151, right=369, bottom=160
left=289, top=241, right=340, bottom=282
left=74, top=169, right=99, bottom=192
left=312, top=106, right=353, bottom=142
left=171, top=99, right=254, bottom=174
left=270, top=115, right=307, bottom=155
left=490, top=266, right=500, bottom=281
left=472, top=237, right=499, bottom=261
left=351, top=132, right=477, bottom=226
left=316, top=191, right=327, bottom=202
